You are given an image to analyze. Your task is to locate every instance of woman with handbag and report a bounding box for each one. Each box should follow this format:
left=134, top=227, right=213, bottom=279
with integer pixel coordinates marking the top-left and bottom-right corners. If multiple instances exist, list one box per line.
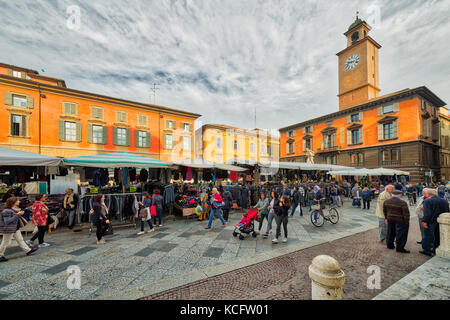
left=254, top=192, right=269, bottom=233
left=263, top=191, right=279, bottom=239
left=204, top=188, right=227, bottom=230
left=0, top=197, right=38, bottom=262
left=27, top=194, right=51, bottom=248
left=152, top=189, right=164, bottom=227
left=91, top=194, right=110, bottom=245
left=137, top=193, right=154, bottom=235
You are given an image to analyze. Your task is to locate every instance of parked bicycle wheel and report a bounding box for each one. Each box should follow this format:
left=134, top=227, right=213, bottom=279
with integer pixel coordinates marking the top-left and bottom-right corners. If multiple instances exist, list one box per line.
left=328, top=208, right=339, bottom=224
left=311, top=210, right=324, bottom=227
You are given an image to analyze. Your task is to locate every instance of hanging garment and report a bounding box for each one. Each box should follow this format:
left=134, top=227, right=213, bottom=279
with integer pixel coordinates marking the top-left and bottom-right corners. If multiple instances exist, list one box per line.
left=230, top=171, right=238, bottom=181
left=129, top=168, right=137, bottom=182
left=139, top=169, right=148, bottom=182
left=186, top=167, right=193, bottom=181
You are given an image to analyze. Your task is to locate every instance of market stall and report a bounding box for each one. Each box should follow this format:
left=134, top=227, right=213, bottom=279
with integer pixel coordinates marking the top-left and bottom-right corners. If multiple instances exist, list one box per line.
left=63, top=152, right=172, bottom=229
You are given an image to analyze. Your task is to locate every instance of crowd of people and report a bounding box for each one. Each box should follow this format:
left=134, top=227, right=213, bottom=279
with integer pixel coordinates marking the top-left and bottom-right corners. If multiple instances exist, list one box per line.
left=1, top=178, right=449, bottom=263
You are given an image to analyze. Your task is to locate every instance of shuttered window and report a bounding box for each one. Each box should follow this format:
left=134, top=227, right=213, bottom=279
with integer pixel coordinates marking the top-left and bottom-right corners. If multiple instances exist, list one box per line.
left=164, top=134, right=175, bottom=149
left=91, top=107, right=103, bottom=119
left=65, top=122, right=77, bottom=141
left=63, top=102, right=77, bottom=115
left=116, top=128, right=127, bottom=145
left=165, top=120, right=176, bottom=129
left=138, top=114, right=148, bottom=126
left=116, top=111, right=127, bottom=123
left=182, top=136, right=192, bottom=151
left=92, top=125, right=103, bottom=143
left=136, top=130, right=150, bottom=148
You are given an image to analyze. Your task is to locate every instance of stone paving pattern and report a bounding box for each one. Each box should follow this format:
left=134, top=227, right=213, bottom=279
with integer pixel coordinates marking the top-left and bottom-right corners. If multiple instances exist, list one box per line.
left=0, top=200, right=426, bottom=300
left=145, top=218, right=429, bottom=300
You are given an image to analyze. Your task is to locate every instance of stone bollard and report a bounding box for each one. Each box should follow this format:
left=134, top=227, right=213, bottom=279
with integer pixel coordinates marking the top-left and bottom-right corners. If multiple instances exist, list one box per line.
left=436, top=212, right=450, bottom=259
left=308, top=255, right=346, bottom=300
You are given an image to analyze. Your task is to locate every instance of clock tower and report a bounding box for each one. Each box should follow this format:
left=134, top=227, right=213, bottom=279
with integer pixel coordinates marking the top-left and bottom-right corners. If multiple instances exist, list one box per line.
left=337, top=16, right=382, bottom=110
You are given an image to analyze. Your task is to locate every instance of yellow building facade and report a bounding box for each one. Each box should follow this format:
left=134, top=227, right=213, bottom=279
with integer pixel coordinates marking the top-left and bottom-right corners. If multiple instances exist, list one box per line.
left=439, top=107, right=450, bottom=181
left=195, top=124, right=279, bottom=164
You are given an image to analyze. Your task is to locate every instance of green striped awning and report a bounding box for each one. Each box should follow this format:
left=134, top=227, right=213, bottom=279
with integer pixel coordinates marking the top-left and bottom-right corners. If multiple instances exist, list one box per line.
left=63, top=152, right=168, bottom=168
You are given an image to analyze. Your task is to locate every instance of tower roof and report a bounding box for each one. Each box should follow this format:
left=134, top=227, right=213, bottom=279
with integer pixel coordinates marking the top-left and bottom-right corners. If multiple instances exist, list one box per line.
left=348, top=17, right=364, bottom=31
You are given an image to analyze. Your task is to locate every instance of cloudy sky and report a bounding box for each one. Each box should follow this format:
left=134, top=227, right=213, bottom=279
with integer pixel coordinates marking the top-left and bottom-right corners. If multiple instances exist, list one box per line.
left=1, top=0, right=449, bottom=132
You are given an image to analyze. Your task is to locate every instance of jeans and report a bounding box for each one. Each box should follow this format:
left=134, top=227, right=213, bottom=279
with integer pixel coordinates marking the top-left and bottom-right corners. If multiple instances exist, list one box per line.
left=30, top=225, right=47, bottom=244
left=275, top=215, right=288, bottom=239
left=140, top=219, right=154, bottom=231
left=422, top=222, right=439, bottom=254
left=331, top=196, right=338, bottom=205
left=153, top=208, right=162, bottom=225
left=266, top=212, right=276, bottom=234
left=0, top=230, right=31, bottom=256
left=290, top=202, right=298, bottom=216
left=378, top=218, right=387, bottom=242
left=207, top=208, right=226, bottom=228
left=258, top=214, right=268, bottom=231
left=307, top=201, right=312, bottom=212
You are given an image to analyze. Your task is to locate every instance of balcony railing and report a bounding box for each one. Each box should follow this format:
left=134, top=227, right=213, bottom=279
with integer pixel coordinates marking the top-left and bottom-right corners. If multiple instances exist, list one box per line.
left=316, top=146, right=341, bottom=153
left=381, top=160, right=400, bottom=166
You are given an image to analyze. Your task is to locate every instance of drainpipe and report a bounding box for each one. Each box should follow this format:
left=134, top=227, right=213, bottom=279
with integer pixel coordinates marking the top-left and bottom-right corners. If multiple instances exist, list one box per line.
left=38, top=85, right=46, bottom=154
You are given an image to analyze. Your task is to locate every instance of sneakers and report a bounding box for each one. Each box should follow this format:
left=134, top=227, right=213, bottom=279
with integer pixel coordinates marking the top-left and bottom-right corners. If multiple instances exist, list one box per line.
left=204, top=227, right=211, bottom=230
left=26, top=248, right=38, bottom=256
left=263, top=233, right=268, bottom=239
left=282, top=238, right=288, bottom=243
left=137, top=231, right=145, bottom=235
left=147, top=228, right=155, bottom=233
left=38, top=242, right=50, bottom=248
left=159, top=224, right=163, bottom=227
left=0, top=256, right=8, bottom=262
left=97, top=239, right=106, bottom=245
left=272, top=238, right=278, bottom=244
left=26, top=240, right=34, bottom=247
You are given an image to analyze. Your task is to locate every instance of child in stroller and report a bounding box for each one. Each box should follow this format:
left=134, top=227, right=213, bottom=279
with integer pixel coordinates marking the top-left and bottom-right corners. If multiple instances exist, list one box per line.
left=232, top=209, right=259, bottom=240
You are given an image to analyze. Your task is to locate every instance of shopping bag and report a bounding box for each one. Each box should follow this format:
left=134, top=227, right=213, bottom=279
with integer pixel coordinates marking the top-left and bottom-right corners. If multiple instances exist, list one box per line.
left=150, top=205, right=157, bottom=217
left=139, top=208, right=149, bottom=219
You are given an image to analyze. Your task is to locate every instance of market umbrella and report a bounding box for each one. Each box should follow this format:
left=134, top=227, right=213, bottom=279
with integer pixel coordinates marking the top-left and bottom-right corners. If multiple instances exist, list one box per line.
left=63, top=152, right=169, bottom=168
left=0, top=146, right=62, bottom=166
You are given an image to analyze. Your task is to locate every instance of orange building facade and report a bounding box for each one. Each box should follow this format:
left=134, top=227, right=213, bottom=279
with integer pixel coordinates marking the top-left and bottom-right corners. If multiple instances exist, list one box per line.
left=0, top=63, right=200, bottom=162
left=279, top=18, right=447, bottom=183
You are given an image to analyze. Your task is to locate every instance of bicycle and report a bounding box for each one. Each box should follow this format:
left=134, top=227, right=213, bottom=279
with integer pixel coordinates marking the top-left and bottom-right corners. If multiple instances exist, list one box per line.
left=310, top=204, right=340, bottom=227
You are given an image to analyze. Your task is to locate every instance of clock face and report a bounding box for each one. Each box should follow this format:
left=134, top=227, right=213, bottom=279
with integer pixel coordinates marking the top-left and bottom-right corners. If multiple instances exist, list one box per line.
left=344, top=54, right=360, bottom=70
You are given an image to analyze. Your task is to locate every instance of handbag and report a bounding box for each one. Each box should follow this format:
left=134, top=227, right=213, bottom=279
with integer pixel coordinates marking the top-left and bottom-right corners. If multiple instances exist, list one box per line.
left=139, top=207, right=149, bottom=219
left=150, top=205, right=157, bottom=217
left=18, top=216, right=28, bottom=229
left=311, top=204, right=320, bottom=211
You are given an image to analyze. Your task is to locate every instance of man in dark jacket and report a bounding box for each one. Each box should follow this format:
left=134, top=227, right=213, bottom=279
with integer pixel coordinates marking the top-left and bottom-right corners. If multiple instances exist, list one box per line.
left=420, top=188, right=449, bottom=256
left=289, top=187, right=302, bottom=217
left=221, top=187, right=233, bottom=222
left=383, top=189, right=410, bottom=253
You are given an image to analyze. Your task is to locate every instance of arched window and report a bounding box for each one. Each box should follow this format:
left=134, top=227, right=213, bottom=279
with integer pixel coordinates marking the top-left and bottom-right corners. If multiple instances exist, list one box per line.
left=351, top=32, right=359, bottom=44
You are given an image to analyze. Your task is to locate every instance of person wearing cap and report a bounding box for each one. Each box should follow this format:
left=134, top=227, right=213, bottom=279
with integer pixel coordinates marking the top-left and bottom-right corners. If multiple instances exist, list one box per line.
left=383, top=189, right=410, bottom=253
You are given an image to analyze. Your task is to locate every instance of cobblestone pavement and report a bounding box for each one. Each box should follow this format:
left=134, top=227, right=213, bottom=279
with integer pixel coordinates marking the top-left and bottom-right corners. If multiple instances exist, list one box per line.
left=144, top=215, right=429, bottom=300
left=0, top=200, right=420, bottom=300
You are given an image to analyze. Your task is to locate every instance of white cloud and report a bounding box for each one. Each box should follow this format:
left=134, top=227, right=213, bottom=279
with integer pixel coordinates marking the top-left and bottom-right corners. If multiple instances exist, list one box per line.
left=0, top=0, right=449, bottom=132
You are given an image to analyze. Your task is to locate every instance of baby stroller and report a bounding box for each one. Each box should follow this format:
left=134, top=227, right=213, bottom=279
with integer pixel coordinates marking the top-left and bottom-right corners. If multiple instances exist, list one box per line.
left=232, top=209, right=259, bottom=240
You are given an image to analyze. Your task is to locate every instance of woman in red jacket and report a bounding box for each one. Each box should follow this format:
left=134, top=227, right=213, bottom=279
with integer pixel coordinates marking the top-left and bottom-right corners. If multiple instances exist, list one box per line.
left=205, top=188, right=227, bottom=229
left=27, top=194, right=50, bottom=248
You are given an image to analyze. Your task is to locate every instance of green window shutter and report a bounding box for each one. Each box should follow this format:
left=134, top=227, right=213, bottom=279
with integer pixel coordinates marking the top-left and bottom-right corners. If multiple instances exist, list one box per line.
left=4, top=93, right=12, bottom=105
left=302, top=139, right=305, bottom=152
left=378, top=106, right=383, bottom=116
left=102, top=126, right=108, bottom=144
left=347, top=115, right=351, bottom=123
left=172, top=121, right=176, bottom=129
left=302, top=127, right=306, bottom=134
left=378, top=124, right=383, bottom=141
left=359, top=112, right=364, bottom=121
left=126, top=128, right=130, bottom=146
left=76, top=123, right=82, bottom=142
left=87, top=124, right=93, bottom=143
left=393, top=102, right=400, bottom=113
left=165, top=120, right=170, bottom=129
left=171, top=134, right=176, bottom=149
left=163, top=134, right=167, bottom=149
left=113, top=127, right=118, bottom=145
left=135, top=130, right=140, bottom=147
left=26, top=96, right=33, bottom=108
left=21, top=72, right=26, bottom=79
left=347, top=130, right=352, bottom=145
left=21, top=116, right=27, bottom=136
left=359, top=128, right=363, bottom=143
left=393, top=121, right=398, bottom=139
left=7, top=69, right=12, bottom=76
left=59, top=120, right=65, bottom=141
left=146, top=132, right=151, bottom=148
